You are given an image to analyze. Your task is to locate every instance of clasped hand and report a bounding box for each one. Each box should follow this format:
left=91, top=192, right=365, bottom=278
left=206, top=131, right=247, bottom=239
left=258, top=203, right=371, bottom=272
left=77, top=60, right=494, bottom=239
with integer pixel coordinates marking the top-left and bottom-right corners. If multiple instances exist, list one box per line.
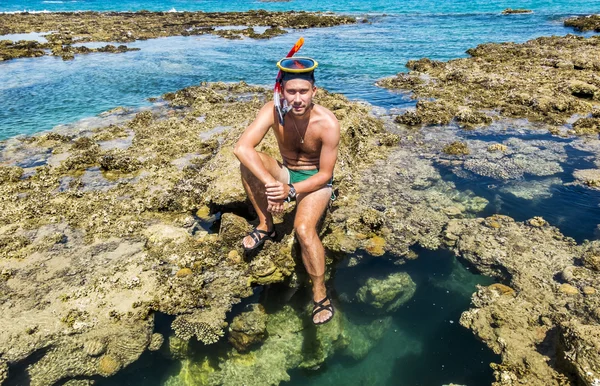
left=265, top=181, right=289, bottom=215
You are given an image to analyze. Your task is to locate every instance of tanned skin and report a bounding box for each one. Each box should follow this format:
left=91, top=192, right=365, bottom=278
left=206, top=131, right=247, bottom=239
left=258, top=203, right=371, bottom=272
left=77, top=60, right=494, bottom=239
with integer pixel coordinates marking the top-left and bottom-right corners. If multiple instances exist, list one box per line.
left=233, top=77, right=340, bottom=324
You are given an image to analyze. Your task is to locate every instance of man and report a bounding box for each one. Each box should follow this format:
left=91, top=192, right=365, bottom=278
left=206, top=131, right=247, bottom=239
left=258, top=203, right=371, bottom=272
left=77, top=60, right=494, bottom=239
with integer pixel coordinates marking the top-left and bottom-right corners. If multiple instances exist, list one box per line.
left=233, top=57, right=340, bottom=325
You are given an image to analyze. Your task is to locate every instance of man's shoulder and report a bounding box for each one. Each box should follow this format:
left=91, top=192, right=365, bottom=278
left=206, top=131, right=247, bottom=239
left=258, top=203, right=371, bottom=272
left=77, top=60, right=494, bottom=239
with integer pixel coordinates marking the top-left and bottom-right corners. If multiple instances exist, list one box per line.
left=312, top=104, right=339, bottom=128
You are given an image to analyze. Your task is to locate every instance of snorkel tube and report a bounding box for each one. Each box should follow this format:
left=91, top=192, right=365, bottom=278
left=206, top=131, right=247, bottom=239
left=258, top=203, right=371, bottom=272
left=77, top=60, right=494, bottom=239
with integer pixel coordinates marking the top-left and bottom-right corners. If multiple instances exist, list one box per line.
left=274, top=37, right=304, bottom=125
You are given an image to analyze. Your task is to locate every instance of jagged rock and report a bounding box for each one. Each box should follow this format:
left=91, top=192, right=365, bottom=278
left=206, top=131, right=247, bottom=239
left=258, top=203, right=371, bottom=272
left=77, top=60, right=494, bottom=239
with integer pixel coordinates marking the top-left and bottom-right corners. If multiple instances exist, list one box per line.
left=379, top=35, right=600, bottom=130
left=83, top=340, right=107, bottom=357
left=448, top=216, right=600, bottom=385
left=219, top=213, right=252, bottom=245
left=565, top=14, right=600, bottom=32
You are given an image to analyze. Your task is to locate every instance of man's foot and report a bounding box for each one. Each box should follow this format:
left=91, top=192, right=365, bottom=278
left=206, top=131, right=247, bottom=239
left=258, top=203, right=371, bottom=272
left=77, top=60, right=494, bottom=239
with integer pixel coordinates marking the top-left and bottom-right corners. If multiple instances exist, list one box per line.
left=312, top=296, right=334, bottom=325
left=242, top=227, right=276, bottom=252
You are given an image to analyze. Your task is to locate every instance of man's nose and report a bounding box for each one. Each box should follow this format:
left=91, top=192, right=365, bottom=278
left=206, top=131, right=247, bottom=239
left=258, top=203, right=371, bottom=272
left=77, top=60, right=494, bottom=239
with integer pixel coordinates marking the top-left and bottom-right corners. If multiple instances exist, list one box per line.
left=294, top=93, right=302, bottom=103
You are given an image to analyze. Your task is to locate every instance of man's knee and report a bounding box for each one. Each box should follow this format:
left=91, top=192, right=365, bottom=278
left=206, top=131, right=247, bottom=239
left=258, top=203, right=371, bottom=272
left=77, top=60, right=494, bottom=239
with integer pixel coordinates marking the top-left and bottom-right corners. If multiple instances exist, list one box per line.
left=294, top=222, right=316, bottom=242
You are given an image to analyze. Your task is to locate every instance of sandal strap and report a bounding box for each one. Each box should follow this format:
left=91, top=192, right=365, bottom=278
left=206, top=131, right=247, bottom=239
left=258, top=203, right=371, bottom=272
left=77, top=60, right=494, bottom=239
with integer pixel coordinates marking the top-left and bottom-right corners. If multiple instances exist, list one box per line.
left=312, top=297, right=334, bottom=317
left=248, top=228, right=275, bottom=245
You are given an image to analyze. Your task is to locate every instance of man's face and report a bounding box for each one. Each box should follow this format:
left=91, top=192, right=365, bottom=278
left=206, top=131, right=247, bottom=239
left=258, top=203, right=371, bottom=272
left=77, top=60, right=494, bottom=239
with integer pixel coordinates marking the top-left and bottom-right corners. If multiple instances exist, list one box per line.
left=282, top=78, right=317, bottom=117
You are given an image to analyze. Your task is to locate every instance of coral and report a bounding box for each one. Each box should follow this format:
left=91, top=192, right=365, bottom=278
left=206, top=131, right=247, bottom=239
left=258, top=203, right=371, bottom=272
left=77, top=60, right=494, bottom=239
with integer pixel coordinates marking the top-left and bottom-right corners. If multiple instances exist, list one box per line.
left=340, top=316, right=393, bottom=360
left=0, top=165, right=23, bottom=183
left=172, top=308, right=226, bottom=344
left=443, top=141, right=470, bottom=156
left=0, top=357, right=7, bottom=384
left=487, top=143, right=507, bottom=152
left=164, top=335, right=191, bottom=360
left=446, top=215, right=600, bottom=385
left=97, top=354, right=121, bottom=377
left=572, top=117, right=600, bottom=135
left=573, top=169, right=600, bottom=189
left=83, top=339, right=107, bottom=357
left=356, top=272, right=416, bottom=313
left=99, top=150, right=141, bottom=173
left=176, top=268, right=193, bottom=278
left=228, top=304, right=268, bottom=352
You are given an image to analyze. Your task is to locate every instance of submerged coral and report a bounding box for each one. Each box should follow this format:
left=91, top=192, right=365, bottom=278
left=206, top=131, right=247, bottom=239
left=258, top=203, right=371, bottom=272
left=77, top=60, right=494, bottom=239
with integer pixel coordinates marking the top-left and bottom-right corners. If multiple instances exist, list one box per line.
left=355, top=272, right=416, bottom=313
left=228, top=304, right=268, bottom=352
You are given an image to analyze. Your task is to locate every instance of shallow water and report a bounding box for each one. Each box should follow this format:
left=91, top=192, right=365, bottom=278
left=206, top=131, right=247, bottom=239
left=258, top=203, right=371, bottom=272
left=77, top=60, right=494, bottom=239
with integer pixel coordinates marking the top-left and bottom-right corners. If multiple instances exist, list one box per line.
left=96, top=249, right=497, bottom=386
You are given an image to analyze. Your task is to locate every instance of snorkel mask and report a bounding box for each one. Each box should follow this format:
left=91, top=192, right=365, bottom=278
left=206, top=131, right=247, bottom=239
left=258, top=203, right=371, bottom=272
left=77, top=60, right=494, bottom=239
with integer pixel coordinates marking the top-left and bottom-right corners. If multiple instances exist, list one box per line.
left=273, top=38, right=319, bottom=125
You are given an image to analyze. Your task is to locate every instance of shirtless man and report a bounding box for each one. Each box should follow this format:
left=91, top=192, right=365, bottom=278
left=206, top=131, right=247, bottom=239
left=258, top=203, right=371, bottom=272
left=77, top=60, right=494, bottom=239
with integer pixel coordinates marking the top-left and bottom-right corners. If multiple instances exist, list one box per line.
left=233, top=57, right=340, bottom=325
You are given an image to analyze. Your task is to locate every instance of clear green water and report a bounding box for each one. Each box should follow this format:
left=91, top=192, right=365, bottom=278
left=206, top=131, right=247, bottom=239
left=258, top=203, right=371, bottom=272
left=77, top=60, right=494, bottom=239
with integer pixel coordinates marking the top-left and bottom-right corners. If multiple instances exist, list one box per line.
left=96, top=249, right=496, bottom=386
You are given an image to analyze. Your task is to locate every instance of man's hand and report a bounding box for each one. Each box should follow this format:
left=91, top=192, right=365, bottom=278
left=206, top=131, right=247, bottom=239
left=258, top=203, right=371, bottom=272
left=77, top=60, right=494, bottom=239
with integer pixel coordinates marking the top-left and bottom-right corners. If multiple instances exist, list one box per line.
left=265, top=181, right=289, bottom=215
left=267, top=198, right=285, bottom=215
left=265, top=181, right=289, bottom=201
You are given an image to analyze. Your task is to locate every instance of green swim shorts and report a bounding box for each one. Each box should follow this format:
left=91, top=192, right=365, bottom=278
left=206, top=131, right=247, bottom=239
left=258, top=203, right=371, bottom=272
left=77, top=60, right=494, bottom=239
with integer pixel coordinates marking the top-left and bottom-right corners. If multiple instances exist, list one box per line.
left=286, top=167, right=335, bottom=200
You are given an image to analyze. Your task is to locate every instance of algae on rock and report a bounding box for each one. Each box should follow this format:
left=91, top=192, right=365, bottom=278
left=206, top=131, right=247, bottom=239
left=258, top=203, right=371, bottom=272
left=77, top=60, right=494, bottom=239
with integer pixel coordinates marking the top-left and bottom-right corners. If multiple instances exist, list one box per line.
left=356, top=272, right=416, bottom=313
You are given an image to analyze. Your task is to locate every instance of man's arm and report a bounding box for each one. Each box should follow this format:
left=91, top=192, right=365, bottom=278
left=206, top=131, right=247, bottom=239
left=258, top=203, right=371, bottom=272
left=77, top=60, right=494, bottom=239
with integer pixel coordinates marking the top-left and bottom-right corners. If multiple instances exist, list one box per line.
left=233, top=101, right=279, bottom=185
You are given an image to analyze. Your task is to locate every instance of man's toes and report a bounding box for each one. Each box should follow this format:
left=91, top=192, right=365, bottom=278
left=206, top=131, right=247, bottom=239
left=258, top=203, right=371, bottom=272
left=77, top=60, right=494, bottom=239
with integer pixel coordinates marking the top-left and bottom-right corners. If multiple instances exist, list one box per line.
left=242, top=236, right=253, bottom=248
left=313, top=310, right=332, bottom=324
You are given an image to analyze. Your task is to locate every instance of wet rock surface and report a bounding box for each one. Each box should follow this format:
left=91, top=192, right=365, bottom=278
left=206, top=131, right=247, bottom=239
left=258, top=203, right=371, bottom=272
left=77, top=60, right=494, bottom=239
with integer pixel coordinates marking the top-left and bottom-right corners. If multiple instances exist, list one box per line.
left=501, top=8, right=533, bottom=14
left=0, top=11, right=355, bottom=61
left=378, top=35, right=600, bottom=132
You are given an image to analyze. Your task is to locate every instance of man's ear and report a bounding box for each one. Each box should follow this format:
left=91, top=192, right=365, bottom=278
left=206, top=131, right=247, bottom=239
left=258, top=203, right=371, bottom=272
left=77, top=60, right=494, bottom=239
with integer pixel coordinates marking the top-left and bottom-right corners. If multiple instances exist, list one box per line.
left=312, top=85, right=318, bottom=96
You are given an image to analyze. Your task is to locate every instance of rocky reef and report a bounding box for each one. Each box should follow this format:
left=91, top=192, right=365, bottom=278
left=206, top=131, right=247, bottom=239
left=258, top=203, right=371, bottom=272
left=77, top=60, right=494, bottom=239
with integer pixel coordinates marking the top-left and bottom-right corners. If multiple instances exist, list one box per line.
left=444, top=215, right=600, bottom=385
left=564, top=14, right=600, bottom=32
left=0, top=39, right=139, bottom=61
left=163, top=301, right=395, bottom=386
left=378, top=35, right=600, bottom=132
left=355, top=272, right=416, bottom=313
left=0, top=10, right=355, bottom=61
left=501, top=8, right=533, bottom=14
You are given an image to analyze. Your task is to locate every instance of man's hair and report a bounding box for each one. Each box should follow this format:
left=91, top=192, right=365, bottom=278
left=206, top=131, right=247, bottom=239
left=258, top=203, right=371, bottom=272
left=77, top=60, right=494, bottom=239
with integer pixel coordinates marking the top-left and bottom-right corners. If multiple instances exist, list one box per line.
left=281, top=71, right=315, bottom=85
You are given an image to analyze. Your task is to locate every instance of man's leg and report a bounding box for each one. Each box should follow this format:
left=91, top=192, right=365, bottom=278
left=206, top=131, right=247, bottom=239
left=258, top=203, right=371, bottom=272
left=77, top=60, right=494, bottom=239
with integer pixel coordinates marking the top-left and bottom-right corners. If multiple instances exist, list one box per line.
left=294, top=187, right=333, bottom=324
left=240, top=152, right=288, bottom=249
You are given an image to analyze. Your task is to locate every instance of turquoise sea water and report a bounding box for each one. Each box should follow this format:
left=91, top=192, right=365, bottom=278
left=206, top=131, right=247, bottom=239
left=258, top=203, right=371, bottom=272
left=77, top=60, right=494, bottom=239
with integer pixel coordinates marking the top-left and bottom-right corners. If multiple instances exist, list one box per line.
left=1, top=2, right=599, bottom=140
left=2, top=1, right=600, bottom=385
